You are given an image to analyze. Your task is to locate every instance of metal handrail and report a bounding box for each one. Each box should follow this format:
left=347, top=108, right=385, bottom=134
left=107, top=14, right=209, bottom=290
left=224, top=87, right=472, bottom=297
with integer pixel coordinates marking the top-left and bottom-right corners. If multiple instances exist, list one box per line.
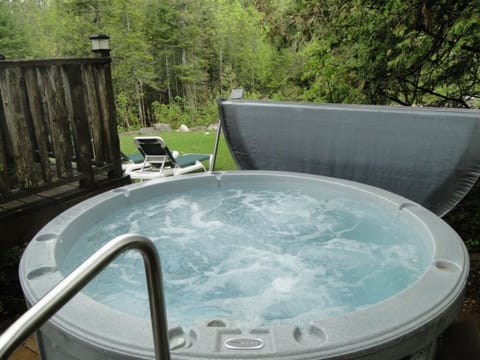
left=0, top=234, right=171, bottom=360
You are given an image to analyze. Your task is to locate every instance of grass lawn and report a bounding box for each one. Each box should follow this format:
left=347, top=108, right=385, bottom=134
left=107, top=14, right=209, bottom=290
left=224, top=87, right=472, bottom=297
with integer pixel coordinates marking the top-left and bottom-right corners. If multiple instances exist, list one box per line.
left=119, top=130, right=238, bottom=171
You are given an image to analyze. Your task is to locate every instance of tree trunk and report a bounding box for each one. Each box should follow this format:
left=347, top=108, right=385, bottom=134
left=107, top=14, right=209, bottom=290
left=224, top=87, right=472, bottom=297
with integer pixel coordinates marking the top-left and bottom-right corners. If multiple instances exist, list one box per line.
left=219, top=47, right=223, bottom=97
left=136, top=80, right=145, bottom=127
left=165, top=54, right=172, bottom=103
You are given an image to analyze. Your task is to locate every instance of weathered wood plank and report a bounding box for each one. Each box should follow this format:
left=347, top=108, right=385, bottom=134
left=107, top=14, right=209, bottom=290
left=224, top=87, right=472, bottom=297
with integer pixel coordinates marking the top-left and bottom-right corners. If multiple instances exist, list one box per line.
left=24, top=67, right=52, bottom=183
left=94, top=63, right=122, bottom=178
left=62, top=64, right=94, bottom=187
left=0, top=67, right=39, bottom=189
left=0, top=57, right=123, bottom=202
left=0, top=57, right=110, bottom=68
left=1, top=199, right=25, bottom=210
left=40, top=65, right=74, bottom=178
left=0, top=94, right=11, bottom=194
left=82, top=64, right=105, bottom=165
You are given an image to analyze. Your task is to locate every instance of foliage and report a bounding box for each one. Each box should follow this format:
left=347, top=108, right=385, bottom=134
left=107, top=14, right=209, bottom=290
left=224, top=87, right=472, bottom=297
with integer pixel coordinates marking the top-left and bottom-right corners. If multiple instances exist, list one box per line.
left=116, top=92, right=138, bottom=130
left=445, top=182, right=480, bottom=252
left=0, top=1, right=30, bottom=59
left=0, top=246, right=25, bottom=323
left=151, top=100, right=189, bottom=129
left=279, top=0, right=480, bottom=106
left=4, top=0, right=480, bottom=121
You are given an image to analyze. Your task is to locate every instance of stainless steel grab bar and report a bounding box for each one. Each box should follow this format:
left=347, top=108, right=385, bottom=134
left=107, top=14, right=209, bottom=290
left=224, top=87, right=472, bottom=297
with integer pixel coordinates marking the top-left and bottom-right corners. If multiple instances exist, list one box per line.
left=0, top=233, right=171, bottom=360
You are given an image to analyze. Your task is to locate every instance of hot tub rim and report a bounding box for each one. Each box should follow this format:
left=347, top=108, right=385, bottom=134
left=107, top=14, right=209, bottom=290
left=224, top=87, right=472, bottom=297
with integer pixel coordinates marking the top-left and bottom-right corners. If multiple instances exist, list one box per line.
left=19, top=170, right=469, bottom=359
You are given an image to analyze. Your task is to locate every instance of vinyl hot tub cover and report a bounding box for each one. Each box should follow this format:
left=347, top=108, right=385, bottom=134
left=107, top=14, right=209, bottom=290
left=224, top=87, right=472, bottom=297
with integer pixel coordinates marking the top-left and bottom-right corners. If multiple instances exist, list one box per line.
left=218, top=100, right=480, bottom=216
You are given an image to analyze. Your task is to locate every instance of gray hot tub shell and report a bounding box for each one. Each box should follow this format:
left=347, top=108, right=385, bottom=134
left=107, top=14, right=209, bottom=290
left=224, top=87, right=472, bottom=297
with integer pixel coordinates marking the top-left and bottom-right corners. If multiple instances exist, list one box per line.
left=19, top=171, right=469, bottom=359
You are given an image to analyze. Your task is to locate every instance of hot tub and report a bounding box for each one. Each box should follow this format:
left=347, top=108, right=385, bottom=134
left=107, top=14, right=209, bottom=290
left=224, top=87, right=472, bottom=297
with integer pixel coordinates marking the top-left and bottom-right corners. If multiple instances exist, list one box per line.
left=20, top=171, right=469, bottom=360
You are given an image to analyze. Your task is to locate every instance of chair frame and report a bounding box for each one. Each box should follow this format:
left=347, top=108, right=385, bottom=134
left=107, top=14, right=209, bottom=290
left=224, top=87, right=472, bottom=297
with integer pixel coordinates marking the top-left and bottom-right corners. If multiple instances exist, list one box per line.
left=127, top=136, right=212, bottom=181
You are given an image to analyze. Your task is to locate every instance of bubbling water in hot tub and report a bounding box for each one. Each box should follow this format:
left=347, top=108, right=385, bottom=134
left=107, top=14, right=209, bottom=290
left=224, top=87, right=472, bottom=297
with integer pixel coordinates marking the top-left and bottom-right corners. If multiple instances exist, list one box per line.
left=62, top=185, right=430, bottom=329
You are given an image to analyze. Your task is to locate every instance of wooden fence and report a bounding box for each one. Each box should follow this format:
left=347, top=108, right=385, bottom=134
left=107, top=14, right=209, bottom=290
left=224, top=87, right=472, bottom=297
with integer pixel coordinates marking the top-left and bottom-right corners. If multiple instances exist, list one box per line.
left=0, top=57, right=123, bottom=201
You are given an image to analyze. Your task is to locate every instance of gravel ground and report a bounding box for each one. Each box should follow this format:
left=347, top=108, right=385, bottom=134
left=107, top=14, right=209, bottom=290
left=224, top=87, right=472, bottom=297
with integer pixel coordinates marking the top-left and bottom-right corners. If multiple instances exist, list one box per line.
left=463, top=254, right=480, bottom=314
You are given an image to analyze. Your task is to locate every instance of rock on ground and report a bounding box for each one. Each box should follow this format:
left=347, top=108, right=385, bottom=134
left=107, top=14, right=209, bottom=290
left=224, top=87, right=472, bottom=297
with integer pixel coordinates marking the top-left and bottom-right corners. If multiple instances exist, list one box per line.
left=178, top=124, right=190, bottom=132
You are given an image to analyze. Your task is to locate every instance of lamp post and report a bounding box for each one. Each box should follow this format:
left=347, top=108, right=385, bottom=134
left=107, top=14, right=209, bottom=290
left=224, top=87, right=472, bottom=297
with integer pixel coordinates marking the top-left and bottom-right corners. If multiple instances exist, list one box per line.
left=89, top=34, right=111, bottom=57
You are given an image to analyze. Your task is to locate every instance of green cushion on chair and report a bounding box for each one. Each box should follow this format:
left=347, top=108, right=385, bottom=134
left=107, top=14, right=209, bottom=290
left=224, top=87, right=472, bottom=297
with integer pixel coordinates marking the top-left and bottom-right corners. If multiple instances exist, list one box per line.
left=175, top=154, right=210, bottom=167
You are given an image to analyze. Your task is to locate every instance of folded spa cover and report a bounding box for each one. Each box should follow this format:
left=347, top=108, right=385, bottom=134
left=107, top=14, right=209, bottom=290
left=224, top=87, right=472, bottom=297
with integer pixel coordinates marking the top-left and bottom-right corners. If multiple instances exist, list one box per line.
left=219, top=100, right=480, bottom=216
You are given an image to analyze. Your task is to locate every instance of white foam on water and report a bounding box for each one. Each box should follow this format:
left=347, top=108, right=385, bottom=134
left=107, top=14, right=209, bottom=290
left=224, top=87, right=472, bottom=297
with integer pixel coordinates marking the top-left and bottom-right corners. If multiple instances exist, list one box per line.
left=62, top=186, right=431, bottom=329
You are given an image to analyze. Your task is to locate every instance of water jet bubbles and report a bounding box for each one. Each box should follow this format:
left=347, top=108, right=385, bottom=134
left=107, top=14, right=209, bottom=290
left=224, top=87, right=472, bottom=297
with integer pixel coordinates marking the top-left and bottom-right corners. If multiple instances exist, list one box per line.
left=61, top=186, right=429, bottom=329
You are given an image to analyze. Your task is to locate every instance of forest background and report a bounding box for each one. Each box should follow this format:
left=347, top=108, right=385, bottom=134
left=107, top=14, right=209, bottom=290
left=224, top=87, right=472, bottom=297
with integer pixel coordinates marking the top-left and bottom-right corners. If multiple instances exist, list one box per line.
left=1, top=0, right=480, bottom=130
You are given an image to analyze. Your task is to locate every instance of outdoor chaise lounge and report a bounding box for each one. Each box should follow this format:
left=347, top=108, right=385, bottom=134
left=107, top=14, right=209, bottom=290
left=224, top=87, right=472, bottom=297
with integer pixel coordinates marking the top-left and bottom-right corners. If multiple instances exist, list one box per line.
left=121, top=151, right=146, bottom=173
left=126, top=136, right=212, bottom=181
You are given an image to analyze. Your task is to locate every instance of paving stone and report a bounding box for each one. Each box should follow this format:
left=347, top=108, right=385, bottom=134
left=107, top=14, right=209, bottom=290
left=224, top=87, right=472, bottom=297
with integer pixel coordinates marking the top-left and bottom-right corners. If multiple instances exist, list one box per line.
left=9, top=337, right=38, bottom=360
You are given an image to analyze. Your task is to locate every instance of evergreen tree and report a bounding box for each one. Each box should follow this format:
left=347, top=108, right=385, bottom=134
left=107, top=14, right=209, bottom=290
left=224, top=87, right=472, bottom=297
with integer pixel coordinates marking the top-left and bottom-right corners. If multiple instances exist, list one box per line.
left=279, top=0, right=480, bottom=106
left=0, top=0, right=30, bottom=59
left=5, top=0, right=479, bottom=129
